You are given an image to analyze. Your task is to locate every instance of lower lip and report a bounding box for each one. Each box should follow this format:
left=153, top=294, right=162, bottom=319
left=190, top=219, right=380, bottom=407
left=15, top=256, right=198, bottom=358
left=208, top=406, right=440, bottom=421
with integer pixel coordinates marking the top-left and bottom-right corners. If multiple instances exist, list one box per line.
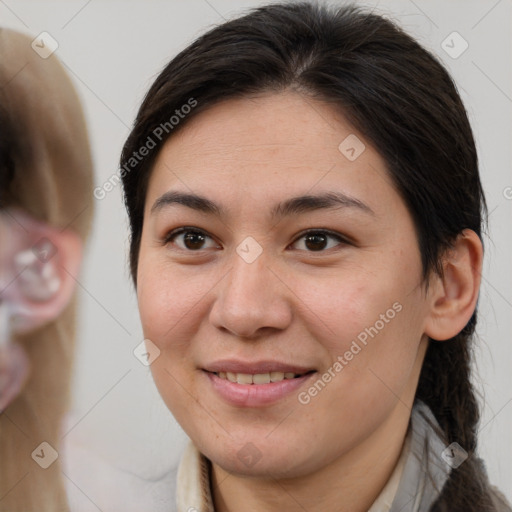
left=204, top=370, right=316, bottom=407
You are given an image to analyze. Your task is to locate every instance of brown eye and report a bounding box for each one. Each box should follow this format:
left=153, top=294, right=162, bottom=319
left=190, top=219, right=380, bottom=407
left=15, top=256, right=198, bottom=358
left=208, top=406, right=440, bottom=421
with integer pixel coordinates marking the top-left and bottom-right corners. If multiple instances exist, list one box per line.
left=183, top=231, right=206, bottom=250
left=304, top=232, right=328, bottom=251
left=291, top=230, right=346, bottom=252
left=164, top=228, right=218, bottom=251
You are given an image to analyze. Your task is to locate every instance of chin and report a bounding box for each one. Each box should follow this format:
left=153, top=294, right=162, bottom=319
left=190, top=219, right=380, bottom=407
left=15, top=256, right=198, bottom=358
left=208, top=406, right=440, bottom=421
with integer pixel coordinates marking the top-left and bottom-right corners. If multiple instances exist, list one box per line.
left=197, top=433, right=315, bottom=478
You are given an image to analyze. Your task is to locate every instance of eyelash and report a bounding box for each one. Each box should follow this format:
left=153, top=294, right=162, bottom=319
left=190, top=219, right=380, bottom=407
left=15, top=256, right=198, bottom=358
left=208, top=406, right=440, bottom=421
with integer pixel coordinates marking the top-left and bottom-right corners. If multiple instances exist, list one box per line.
left=162, top=227, right=350, bottom=253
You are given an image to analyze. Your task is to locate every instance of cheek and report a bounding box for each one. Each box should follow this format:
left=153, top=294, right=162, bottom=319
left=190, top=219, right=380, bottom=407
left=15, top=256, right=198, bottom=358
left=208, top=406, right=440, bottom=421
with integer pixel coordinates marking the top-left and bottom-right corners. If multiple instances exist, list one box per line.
left=298, top=260, right=425, bottom=382
left=292, top=268, right=400, bottom=353
left=136, top=257, right=212, bottom=349
left=326, top=296, right=424, bottom=416
left=137, top=259, right=209, bottom=424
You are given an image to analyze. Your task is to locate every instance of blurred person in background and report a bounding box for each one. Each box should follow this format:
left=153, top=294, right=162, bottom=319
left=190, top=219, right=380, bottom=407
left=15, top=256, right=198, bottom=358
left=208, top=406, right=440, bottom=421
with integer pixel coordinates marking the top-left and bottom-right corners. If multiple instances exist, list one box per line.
left=0, top=28, right=94, bottom=512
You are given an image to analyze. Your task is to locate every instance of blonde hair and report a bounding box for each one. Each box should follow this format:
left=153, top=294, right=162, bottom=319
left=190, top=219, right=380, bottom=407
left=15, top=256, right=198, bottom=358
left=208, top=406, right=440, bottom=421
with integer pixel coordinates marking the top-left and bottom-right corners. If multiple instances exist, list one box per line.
left=0, top=28, right=94, bottom=511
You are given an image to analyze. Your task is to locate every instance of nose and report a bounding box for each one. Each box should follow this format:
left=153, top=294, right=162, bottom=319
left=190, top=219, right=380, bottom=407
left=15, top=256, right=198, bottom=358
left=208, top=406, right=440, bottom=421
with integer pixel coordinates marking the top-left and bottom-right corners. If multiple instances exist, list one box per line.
left=209, top=245, right=292, bottom=339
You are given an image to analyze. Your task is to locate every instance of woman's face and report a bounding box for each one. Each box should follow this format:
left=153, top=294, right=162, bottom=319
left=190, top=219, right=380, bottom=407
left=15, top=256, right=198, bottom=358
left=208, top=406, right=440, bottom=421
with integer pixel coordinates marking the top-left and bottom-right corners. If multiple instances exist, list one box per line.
left=137, top=91, right=432, bottom=478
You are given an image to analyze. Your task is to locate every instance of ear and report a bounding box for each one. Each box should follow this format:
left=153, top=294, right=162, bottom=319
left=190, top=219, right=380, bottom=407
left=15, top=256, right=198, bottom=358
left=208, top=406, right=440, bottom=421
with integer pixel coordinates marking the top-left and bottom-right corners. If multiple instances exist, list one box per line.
left=2, top=209, right=83, bottom=335
left=424, top=229, right=483, bottom=341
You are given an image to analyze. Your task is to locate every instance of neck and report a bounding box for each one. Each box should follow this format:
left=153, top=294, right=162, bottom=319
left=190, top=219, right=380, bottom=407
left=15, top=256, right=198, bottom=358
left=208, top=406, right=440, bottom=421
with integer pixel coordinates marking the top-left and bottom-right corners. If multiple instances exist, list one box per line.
left=210, top=402, right=412, bottom=512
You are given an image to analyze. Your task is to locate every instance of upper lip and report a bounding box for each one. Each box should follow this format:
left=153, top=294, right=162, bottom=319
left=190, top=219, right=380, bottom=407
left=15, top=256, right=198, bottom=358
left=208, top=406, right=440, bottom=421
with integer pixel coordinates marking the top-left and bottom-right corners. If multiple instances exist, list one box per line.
left=203, top=360, right=316, bottom=374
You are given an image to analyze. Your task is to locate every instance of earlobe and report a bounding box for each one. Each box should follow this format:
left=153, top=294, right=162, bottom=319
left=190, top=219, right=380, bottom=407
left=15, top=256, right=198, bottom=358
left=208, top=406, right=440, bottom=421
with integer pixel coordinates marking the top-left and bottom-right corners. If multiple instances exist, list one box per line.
left=424, top=229, right=483, bottom=341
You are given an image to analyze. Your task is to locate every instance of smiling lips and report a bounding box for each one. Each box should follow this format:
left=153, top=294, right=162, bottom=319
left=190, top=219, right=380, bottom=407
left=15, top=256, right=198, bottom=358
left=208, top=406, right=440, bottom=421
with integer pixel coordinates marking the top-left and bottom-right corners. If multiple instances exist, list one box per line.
left=215, top=370, right=310, bottom=384
left=204, top=360, right=315, bottom=383
left=203, top=360, right=317, bottom=406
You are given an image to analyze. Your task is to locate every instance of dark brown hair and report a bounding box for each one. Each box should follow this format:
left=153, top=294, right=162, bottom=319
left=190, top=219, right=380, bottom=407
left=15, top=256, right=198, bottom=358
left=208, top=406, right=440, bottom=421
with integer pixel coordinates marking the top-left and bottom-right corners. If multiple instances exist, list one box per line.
left=120, top=3, right=507, bottom=509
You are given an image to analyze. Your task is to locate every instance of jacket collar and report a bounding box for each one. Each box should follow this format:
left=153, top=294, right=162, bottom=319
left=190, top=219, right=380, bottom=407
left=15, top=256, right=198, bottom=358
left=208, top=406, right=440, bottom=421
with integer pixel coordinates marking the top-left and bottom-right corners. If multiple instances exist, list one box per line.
left=389, top=400, right=451, bottom=512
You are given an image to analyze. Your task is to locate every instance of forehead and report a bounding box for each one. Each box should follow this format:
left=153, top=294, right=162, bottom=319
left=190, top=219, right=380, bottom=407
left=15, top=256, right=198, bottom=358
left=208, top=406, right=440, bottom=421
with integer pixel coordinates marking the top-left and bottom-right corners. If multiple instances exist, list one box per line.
left=155, top=92, right=364, bottom=167
left=145, top=91, right=398, bottom=218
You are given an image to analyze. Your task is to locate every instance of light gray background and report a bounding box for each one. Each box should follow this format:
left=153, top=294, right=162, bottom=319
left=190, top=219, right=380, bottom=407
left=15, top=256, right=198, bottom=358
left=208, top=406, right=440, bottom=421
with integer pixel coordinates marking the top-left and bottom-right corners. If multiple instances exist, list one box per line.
left=2, top=0, right=511, bottom=504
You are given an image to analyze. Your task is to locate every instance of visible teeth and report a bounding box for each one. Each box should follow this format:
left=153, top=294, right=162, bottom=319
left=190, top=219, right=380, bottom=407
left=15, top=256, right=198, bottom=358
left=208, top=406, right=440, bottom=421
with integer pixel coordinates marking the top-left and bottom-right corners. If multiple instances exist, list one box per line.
left=270, top=371, right=285, bottom=382
left=236, top=373, right=253, bottom=384
left=216, top=371, right=302, bottom=384
left=252, top=373, right=271, bottom=384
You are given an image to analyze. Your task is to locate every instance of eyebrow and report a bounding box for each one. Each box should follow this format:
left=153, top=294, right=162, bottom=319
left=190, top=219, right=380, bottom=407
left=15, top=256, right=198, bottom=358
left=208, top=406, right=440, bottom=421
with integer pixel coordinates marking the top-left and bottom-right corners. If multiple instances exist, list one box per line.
left=150, top=190, right=375, bottom=219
